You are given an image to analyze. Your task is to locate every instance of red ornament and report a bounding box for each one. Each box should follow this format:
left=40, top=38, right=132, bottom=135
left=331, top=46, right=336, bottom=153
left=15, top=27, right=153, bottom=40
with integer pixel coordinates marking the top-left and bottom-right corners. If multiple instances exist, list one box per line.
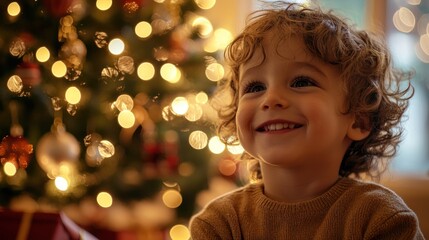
left=15, top=61, right=42, bottom=87
left=0, top=135, right=33, bottom=169
left=42, top=0, right=73, bottom=18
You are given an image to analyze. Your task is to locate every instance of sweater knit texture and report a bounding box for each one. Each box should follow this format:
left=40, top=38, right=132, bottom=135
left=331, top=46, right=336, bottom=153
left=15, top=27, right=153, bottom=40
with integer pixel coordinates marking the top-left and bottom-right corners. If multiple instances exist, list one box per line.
left=190, top=177, right=425, bottom=240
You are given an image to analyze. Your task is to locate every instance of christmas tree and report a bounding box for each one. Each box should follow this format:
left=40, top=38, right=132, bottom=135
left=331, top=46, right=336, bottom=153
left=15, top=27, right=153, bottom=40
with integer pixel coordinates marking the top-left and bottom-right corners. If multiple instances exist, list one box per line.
left=0, top=0, right=238, bottom=236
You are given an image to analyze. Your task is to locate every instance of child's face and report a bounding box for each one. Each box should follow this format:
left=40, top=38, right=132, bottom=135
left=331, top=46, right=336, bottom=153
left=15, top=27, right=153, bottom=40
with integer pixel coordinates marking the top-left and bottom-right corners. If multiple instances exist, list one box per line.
left=236, top=34, right=360, bottom=174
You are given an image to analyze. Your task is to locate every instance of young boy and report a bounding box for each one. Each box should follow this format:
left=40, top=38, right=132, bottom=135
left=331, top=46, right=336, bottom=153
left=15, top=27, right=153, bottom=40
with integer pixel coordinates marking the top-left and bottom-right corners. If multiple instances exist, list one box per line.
left=190, top=2, right=424, bottom=239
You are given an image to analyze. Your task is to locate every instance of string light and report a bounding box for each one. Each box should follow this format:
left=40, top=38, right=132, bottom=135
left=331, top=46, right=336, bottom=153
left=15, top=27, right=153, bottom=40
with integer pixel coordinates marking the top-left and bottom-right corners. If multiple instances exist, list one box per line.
left=97, top=191, right=113, bottom=208
left=169, top=224, right=191, bottom=240
left=108, top=38, right=125, bottom=55
left=65, top=86, right=82, bottom=105
left=7, top=2, right=20, bottom=17
left=137, top=62, right=155, bottom=81
left=135, top=21, right=152, bottom=38
left=36, top=46, right=50, bottom=62
left=51, top=60, right=67, bottom=78
left=96, top=0, right=112, bottom=11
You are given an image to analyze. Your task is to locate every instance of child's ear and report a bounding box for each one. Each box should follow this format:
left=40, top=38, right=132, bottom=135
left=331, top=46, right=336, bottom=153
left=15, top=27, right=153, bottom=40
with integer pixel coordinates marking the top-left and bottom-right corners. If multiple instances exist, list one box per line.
left=347, top=115, right=371, bottom=141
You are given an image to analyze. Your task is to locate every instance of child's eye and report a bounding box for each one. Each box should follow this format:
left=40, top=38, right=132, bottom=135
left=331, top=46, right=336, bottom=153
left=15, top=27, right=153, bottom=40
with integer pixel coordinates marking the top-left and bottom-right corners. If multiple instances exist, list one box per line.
left=242, top=81, right=266, bottom=94
left=290, top=76, right=316, bottom=88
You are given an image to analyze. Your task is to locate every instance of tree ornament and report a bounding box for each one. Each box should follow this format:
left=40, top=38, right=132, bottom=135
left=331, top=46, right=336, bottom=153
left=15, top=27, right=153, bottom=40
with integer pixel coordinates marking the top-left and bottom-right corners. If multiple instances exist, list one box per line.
left=0, top=135, right=33, bottom=169
left=15, top=61, right=42, bottom=87
left=42, top=0, right=74, bottom=18
left=120, top=0, right=144, bottom=13
left=36, top=118, right=80, bottom=176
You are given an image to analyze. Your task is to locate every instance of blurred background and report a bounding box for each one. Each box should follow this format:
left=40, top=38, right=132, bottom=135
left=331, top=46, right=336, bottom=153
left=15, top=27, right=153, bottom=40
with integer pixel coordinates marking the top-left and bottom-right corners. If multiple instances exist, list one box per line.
left=0, top=0, right=428, bottom=239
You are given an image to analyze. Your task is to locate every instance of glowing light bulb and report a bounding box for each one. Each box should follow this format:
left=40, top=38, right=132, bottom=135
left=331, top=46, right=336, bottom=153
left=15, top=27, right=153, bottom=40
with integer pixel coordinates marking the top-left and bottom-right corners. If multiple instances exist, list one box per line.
left=170, top=224, right=191, bottom=240
left=135, top=21, right=152, bottom=38
left=51, top=60, right=67, bottom=78
left=97, top=192, right=113, bottom=208
left=162, top=189, right=183, bottom=208
left=108, top=38, right=125, bottom=55
left=36, top=46, right=50, bottom=62
left=96, top=0, right=112, bottom=11
left=54, top=176, right=69, bottom=191
left=118, top=110, right=135, bottom=128
left=3, top=162, right=17, bottom=177
left=65, top=86, right=81, bottom=105
left=171, top=97, right=189, bottom=115
left=7, top=2, right=20, bottom=17
left=137, top=62, right=155, bottom=81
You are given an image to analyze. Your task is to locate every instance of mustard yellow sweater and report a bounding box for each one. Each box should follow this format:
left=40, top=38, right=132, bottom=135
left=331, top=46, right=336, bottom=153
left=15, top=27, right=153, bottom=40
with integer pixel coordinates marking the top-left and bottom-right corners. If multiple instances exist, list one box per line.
left=190, top=177, right=424, bottom=240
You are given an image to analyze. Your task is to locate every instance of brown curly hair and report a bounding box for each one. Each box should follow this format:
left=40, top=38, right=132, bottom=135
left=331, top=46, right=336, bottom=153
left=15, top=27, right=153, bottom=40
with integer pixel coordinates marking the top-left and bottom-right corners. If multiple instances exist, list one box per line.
left=212, top=2, right=414, bottom=182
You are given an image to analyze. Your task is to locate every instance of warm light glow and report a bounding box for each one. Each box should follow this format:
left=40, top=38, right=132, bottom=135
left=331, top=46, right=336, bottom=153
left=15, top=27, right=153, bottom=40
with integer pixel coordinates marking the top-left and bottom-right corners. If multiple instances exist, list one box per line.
left=54, top=176, right=69, bottom=191
left=98, top=140, right=115, bottom=158
left=137, top=62, right=155, bottom=81
left=51, top=60, right=67, bottom=78
left=162, top=189, right=183, bottom=208
left=169, top=224, right=191, bottom=240
left=214, top=28, right=233, bottom=49
left=108, top=38, right=125, bottom=55
left=227, top=144, right=244, bottom=155
left=118, top=109, right=136, bottom=128
left=3, top=162, right=17, bottom=177
left=407, top=0, right=421, bottom=5
left=114, top=94, right=134, bottom=111
left=7, top=2, right=21, bottom=17
left=194, top=0, right=216, bottom=10
left=36, top=46, right=50, bottom=62
left=96, top=0, right=112, bottom=11
left=419, top=34, right=429, bottom=56
left=160, top=63, right=181, bottom=83
left=393, top=7, right=415, bottom=33
left=205, top=62, right=224, bottom=81
left=65, top=86, right=81, bottom=105
left=7, top=75, right=23, bottom=93
left=171, top=97, right=189, bottom=116
left=135, top=21, right=152, bottom=38
left=184, top=103, right=203, bottom=121
left=188, top=130, right=208, bottom=150
left=192, top=16, right=213, bottom=38
left=97, top=192, right=113, bottom=208
left=195, top=91, right=208, bottom=104
left=218, top=158, right=237, bottom=176
left=208, top=136, right=225, bottom=154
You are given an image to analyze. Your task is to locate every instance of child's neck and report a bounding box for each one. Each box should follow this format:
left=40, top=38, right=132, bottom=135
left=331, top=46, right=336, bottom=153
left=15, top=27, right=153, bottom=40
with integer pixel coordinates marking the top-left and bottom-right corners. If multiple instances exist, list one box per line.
left=260, top=165, right=341, bottom=203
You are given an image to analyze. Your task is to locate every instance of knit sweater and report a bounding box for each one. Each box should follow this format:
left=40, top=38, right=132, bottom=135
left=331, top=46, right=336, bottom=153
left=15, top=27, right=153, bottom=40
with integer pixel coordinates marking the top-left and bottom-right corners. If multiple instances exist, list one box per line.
left=190, top=177, right=425, bottom=240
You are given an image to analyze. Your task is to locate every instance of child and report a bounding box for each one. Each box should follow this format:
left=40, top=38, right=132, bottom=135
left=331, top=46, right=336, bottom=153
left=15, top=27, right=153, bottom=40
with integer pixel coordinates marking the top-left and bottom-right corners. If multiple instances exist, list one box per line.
left=190, top=2, right=425, bottom=240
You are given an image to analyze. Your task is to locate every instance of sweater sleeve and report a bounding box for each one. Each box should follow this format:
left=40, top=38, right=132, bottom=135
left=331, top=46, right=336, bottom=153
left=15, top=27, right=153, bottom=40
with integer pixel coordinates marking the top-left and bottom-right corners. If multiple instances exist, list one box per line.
left=364, top=209, right=425, bottom=240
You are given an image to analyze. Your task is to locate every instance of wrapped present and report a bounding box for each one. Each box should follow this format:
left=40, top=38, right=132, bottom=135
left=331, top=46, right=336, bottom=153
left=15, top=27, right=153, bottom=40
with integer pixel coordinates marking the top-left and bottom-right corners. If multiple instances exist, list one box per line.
left=0, top=209, right=97, bottom=240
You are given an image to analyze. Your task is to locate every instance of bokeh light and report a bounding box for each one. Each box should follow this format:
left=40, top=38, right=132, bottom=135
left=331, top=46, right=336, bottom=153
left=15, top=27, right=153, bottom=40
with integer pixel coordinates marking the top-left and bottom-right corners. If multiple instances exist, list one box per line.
left=118, top=110, right=136, bottom=128
left=3, top=162, right=17, bottom=177
left=188, top=130, right=208, bottom=150
left=7, top=75, right=23, bottom=93
left=135, top=21, right=152, bottom=38
left=171, top=97, right=189, bottom=116
left=65, top=86, right=81, bottom=105
left=108, top=38, right=125, bottom=55
left=137, top=62, right=155, bottom=81
left=7, top=2, right=21, bottom=17
left=205, top=62, right=224, bottom=81
left=160, top=63, right=181, bottom=83
left=97, top=191, right=113, bottom=208
left=36, top=46, right=50, bottom=62
left=170, top=224, right=191, bottom=240
left=393, top=7, right=415, bottom=33
left=96, top=0, right=112, bottom=11
left=51, top=60, right=67, bottom=78
left=162, top=189, right=183, bottom=208
left=54, top=176, right=69, bottom=191
left=208, top=136, right=225, bottom=154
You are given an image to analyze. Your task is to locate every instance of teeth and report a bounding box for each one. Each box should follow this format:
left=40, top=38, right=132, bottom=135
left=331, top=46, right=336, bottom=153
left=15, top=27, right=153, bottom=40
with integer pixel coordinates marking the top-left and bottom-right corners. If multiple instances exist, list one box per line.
left=264, top=123, right=296, bottom=131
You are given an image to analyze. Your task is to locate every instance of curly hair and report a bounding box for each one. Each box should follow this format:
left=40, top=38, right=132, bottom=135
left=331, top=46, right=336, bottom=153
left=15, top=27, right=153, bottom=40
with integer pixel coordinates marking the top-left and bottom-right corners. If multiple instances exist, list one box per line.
left=213, top=2, right=414, bottom=182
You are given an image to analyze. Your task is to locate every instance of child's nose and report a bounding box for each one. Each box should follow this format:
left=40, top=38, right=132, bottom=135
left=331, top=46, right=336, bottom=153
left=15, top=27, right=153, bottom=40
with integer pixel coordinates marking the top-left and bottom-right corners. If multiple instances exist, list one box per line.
left=261, top=88, right=289, bottom=110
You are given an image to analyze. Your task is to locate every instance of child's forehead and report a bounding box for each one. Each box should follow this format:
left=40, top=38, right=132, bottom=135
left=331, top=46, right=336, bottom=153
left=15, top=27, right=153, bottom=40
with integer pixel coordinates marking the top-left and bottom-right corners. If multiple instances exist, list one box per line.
left=240, top=34, right=319, bottom=71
